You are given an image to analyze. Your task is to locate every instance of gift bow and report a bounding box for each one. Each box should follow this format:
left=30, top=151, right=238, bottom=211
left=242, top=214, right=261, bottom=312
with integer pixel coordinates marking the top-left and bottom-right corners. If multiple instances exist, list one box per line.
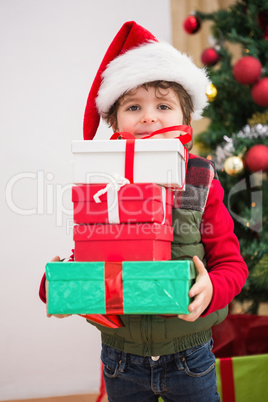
left=92, top=178, right=168, bottom=225
left=110, top=125, right=190, bottom=186
left=93, top=175, right=130, bottom=224
left=110, top=125, right=193, bottom=144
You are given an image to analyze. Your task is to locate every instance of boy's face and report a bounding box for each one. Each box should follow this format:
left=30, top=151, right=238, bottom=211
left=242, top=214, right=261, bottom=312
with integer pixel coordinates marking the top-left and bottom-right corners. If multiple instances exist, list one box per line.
left=112, top=86, right=186, bottom=139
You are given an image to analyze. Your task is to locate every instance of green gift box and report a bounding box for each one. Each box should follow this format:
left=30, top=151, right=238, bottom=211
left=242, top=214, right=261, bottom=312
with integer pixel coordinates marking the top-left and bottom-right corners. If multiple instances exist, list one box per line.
left=46, top=262, right=105, bottom=315
left=216, top=354, right=268, bottom=402
left=46, top=260, right=195, bottom=315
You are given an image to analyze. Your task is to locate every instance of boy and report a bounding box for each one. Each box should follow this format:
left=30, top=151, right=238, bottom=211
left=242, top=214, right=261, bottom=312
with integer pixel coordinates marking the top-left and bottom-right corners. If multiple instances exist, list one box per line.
left=40, top=21, right=248, bottom=401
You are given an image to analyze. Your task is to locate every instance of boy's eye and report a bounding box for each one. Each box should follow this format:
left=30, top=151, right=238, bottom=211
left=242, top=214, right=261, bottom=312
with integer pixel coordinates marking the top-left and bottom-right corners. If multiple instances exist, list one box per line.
left=158, top=104, right=171, bottom=110
left=127, top=105, right=140, bottom=111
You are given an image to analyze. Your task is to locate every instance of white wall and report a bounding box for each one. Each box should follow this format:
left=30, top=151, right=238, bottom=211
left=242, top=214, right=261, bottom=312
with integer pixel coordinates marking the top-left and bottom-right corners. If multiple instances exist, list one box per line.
left=0, top=0, right=172, bottom=400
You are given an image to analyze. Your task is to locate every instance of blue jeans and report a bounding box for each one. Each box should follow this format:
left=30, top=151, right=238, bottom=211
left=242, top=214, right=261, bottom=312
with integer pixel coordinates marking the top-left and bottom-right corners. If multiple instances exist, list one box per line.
left=101, top=339, right=220, bottom=401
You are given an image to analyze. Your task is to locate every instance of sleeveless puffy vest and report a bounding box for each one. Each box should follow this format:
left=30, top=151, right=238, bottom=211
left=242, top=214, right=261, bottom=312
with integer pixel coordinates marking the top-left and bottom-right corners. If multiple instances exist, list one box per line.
left=90, top=156, right=228, bottom=356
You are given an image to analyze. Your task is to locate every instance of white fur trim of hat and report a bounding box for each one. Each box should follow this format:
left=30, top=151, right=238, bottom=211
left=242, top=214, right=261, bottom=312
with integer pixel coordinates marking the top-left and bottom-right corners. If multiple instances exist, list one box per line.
left=96, top=41, right=211, bottom=120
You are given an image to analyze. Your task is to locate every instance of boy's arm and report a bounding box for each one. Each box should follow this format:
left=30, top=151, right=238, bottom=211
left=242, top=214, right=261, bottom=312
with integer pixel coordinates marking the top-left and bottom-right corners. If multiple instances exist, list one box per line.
left=178, top=177, right=248, bottom=322
left=200, top=177, right=248, bottom=316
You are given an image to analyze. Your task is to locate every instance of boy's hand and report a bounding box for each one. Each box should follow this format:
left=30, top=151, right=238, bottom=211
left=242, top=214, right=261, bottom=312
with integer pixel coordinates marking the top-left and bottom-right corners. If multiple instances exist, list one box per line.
left=178, top=256, right=213, bottom=322
left=46, top=256, right=71, bottom=319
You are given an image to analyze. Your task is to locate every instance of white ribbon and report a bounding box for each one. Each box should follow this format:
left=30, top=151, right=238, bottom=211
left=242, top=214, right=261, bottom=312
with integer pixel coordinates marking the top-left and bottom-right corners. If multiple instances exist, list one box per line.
left=93, top=175, right=130, bottom=224
left=93, top=177, right=167, bottom=225
left=160, top=186, right=167, bottom=225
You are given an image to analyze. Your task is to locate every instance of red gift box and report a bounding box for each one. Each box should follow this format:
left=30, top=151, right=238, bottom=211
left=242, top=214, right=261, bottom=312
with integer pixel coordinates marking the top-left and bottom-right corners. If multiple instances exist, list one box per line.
left=72, top=183, right=174, bottom=225
left=74, top=222, right=173, bottom=262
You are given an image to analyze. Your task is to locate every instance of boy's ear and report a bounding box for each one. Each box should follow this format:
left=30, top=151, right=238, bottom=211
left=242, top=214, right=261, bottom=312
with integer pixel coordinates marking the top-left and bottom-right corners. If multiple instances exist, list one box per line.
left=110, top=120, right=118, bottom=133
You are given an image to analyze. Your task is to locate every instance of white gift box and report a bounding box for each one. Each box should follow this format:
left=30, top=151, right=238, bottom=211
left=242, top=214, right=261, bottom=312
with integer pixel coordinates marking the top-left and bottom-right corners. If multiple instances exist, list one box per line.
left=72, top=139, right=187, bottom=189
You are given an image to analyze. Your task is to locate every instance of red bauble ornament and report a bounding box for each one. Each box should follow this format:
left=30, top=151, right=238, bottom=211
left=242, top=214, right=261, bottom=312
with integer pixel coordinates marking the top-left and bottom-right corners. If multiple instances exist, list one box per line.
left=183, top=15, right=201, bottom=34
left=245, top=144, right=268, bottom=172
left=201, top=48, right=220, bottom=66
left=233, top=56, right=262, bottom=85
left=251, top=78, right=268, bottom=107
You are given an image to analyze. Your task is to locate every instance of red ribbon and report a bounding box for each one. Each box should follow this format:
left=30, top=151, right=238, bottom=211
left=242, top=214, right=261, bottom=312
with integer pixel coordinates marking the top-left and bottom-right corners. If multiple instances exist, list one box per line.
left=125, top=139, right=135, bottom=183
left=141, top=125, right=192, bottom=144
left=110, top=125, right=192, bottom=143
left=219, top=357, right=236, bottom=402
left=80, top=262, right=124, bottom=323
left=96, top=363, right=106, bottom=402
left=105, top=262, right=124, bottom=314
left=79, top=313, right=123, bottom=328
left=110, top=131, right=136, bottom=182
left=110, top=126, right=191, bottom=185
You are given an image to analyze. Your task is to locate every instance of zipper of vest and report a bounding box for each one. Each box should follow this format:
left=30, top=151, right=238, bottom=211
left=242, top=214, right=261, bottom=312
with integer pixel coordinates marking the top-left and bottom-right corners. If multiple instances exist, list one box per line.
left=144, top=315, right=150, bottom=356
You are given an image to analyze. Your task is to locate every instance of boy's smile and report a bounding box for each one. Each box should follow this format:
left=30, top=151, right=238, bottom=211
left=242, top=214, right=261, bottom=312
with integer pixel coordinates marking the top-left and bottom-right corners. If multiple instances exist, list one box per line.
left=113, top=86, right=186, bottom=139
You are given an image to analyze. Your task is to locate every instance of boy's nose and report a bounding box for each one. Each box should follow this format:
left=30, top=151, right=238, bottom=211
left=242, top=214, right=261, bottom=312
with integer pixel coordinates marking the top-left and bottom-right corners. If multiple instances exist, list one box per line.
left=142, top=117, right=155, bottom=123
left=141, top=111, right=157, bottom=123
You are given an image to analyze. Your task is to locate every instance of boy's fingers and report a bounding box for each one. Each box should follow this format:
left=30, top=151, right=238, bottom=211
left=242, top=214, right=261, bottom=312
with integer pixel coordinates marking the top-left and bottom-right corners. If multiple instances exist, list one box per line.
left=189, top=282, right=202, bottom=298
left=178, top=257, right=209, bottom=322
left=46, top=303, right=51, bottom=317
left=192, top=255, right=206, bottom=275
left=51, top=256, right=61, bottom=262
left=178, top=310, right=200, bottom=322
left=178, top=295, right=204, bottom=321
left=190, top=256, right=209, bottom=297
left=188, top=290, right=204, bottom=312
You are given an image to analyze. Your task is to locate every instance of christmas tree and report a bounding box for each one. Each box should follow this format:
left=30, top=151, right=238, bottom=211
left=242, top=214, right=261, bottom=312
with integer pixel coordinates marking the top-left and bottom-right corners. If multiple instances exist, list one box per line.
left=183, top=0, right=268, bottom=314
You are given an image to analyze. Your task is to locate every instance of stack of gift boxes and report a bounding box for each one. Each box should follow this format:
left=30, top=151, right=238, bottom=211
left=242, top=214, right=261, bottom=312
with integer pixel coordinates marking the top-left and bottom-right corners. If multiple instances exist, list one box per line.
left=72, top=182, right=174, bottom=262
left=46, top=138, right=195, bottom=317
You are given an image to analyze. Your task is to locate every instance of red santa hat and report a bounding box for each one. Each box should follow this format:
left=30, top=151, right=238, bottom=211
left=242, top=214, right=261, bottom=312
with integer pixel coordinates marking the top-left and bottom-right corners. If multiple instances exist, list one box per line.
left=83, top=21, right=210, bottom=140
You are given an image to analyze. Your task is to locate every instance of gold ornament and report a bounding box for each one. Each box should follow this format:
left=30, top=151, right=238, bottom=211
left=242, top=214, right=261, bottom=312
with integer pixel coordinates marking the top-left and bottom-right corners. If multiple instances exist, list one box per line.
left=248, top=111, right=268, bottom=126
left=224, top=156, right=244, bottom=176
left=206, top=83, right=218, bottom=102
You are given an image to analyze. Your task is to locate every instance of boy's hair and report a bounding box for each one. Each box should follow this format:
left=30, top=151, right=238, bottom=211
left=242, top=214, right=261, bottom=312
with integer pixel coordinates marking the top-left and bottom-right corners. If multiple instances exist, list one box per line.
left=106, top=80, right=194, bottom=131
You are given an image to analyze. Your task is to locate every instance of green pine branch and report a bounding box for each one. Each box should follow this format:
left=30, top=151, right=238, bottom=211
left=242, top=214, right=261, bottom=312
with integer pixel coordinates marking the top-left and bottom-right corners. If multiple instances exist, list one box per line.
left=190, top=0, right=268, bottom=311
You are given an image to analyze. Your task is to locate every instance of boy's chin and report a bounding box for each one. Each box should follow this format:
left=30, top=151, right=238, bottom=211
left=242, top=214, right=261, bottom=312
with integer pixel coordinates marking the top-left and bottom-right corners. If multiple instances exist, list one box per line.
left=145, top=132, right=194, bottom=150
left=131, top=132, right=193, bottom=149
left=150, top=131, right=187, bottom=140
left=133, top=133, right=150, bottom=139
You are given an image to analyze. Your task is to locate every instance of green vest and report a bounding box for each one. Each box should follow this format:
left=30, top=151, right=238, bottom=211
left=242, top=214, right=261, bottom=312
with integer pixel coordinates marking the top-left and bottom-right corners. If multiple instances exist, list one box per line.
left=89, top=156, right=228, bottom=356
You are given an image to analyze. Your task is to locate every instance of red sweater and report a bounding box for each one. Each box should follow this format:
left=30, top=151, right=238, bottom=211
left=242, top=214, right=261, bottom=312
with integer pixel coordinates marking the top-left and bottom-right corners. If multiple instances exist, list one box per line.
left=199, top=177, right=248, bottom=316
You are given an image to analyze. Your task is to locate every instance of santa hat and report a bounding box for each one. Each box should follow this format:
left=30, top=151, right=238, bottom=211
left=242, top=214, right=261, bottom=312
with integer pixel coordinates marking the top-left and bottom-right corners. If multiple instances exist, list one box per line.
left=83, top=21, right=210, bottom=140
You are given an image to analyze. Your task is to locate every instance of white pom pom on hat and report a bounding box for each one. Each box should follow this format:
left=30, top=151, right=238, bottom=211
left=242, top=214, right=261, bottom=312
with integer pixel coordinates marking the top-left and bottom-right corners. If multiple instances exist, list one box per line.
left=83, top=21, right=210, bottom=140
